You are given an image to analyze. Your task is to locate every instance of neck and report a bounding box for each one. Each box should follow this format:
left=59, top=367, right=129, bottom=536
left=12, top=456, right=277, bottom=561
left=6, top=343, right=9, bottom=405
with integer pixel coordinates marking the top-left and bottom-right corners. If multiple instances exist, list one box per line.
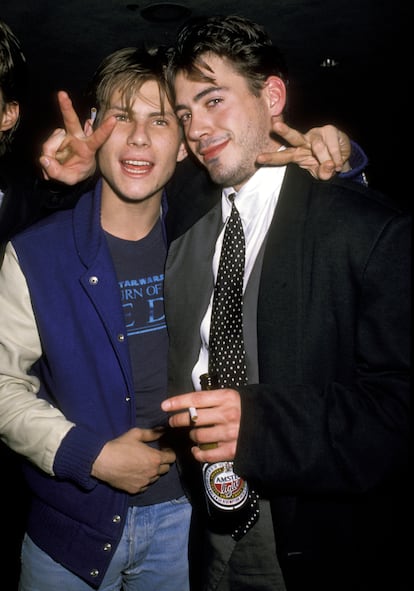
left=100, top=190, right=162, bottom=241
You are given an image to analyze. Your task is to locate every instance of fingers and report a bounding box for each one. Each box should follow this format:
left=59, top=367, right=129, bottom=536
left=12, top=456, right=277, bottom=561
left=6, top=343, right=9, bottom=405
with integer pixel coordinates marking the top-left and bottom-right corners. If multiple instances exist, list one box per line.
left=315, top=160, right=337, bottom=180
left=162, top=393, right=195, bottom=416
left=53, top=115, right=115, bottom=162
left=308, top=135, right=333, bottom=166
left=41, top=127, right=66, bottom=157
left=131, top=426, right=165, bottom=443
left=85, top=115, right=117, bottom=151
left=256, top=149, right=295, bottom=166
left=308, top=134, right=342, bottom=172
left=257, top=146, right=311, bottom=166
left=306, top=125, right=351, bottom=171
left=162, top=392, right=213, bottom=429
left=91, top=429, right=176, bottom=494
left=162, top=390, right=222, bottom=413
left=257, top=121, right=309, bottom=165
left=40, top=127, right=71, bottom=179
left=262, top=120, right=351, bottom=177
left=159, top=455, right=176, bottom=473
left=55, top=145, right=74, bottom=165
left=57, top=90, right=83, bottom=136
left=272, top=120, right=307, bottom=147
left=39, top=156, right=63, bottom=181
left=191, top=439, right=237, bottom=463
left=190, top=423, right=220, bottom=448
left=322, top=126, right=348, bottom=169
left=39, top=98, right=115, bottom=185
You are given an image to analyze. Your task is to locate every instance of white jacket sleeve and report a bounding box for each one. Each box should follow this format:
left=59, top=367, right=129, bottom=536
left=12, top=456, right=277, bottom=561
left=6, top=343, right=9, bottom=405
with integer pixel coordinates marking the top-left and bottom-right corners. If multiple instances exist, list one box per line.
left=0, top=242, right=74, bottom=474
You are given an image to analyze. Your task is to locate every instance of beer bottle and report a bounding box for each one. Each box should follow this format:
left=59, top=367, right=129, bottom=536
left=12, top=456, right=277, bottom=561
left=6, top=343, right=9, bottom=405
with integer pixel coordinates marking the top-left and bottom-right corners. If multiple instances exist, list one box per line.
left=199, top=373, right=251, bottom=523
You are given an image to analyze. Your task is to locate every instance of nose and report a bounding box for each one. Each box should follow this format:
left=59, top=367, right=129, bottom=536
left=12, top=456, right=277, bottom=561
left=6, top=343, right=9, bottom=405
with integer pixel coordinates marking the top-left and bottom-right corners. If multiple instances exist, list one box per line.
left=127, top=121, right=150, bottom=147
left=185, top=110, right=211, bottom=142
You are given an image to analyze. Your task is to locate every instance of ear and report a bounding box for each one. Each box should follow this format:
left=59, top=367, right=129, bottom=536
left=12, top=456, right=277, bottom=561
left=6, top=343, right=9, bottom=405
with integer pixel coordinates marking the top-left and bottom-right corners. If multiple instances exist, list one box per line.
left=0, top=101, right=20, bottom=132
left=176, top=141, right=188, bottom=162
left=264, top=76, right=286, bottom=116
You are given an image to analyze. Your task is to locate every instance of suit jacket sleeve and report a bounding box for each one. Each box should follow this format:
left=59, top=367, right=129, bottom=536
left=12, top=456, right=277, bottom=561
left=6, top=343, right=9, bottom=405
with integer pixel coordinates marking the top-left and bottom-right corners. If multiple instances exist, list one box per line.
left=234, top=177, right=411, bottom=496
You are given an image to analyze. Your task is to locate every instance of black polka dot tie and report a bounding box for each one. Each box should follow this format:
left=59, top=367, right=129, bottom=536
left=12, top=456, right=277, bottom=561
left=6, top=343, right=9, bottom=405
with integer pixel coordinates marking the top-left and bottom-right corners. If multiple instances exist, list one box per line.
left=209, top=194, right=247, bottom=388
left=207, top=193, right=260, bottom=541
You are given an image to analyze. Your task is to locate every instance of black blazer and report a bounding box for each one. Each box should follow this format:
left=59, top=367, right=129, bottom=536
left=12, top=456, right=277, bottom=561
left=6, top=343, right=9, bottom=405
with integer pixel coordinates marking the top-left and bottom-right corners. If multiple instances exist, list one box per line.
left=165, top=164, right=411, bottom=590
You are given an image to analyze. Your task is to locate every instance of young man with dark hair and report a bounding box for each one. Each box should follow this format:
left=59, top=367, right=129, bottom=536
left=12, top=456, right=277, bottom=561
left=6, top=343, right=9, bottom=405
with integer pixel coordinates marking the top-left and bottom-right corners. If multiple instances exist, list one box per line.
left=161, top=15, right=410, bottom=591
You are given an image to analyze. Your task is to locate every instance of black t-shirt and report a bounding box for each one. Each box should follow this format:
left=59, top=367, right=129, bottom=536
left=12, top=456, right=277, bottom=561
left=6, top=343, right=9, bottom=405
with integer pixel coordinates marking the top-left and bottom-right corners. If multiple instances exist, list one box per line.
left=106, top=219, right=184, bottom=505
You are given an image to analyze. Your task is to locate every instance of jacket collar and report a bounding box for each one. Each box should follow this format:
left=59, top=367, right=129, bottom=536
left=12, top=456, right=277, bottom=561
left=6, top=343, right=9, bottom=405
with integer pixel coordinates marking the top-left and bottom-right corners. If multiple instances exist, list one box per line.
left=73, top=178, right=169, bottom=267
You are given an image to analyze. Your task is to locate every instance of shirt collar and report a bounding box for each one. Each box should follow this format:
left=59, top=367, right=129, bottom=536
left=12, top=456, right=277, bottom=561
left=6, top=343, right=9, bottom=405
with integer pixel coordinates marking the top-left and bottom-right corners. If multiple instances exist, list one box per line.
left=222, top=165, right=286, bottom=227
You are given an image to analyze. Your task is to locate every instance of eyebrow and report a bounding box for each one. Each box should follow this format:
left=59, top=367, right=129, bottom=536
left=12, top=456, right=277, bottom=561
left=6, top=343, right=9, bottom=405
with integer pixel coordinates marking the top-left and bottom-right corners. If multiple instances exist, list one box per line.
left=106, top=105, right=129, bottom=115
left=108, top=104, right=174, bottom=118
left=175, top=85, right=225, bottom=113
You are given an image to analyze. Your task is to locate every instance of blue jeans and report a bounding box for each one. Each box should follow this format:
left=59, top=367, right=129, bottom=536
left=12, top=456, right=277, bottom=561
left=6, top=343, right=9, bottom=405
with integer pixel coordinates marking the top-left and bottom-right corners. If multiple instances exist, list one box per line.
left=19, top=496, right=191, bottom=591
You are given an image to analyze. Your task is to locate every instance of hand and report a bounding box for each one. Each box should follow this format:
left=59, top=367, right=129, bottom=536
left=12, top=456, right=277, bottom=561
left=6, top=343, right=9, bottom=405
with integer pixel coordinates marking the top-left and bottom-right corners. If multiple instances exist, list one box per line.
left=257, top=120, right=352, bottom=180
left=161, top=389, right=241, bottom=463
left=91, top=427, right=176, bottom=494
left=39, top=90, right=116, bottom=185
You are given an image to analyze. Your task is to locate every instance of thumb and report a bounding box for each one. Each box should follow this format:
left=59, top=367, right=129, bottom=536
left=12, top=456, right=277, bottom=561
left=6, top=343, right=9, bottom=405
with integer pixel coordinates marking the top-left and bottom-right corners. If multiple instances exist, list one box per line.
left=39, top=155, right=51, bottom=179
left=39, top=155, right=61, bottom=180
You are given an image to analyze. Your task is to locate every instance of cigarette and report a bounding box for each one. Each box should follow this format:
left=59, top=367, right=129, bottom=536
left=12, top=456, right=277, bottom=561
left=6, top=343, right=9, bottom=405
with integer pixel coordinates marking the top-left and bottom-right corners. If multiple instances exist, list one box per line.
left=90, top=107, right=97, bottom=124
left=189, top=407, right=198, bottom=422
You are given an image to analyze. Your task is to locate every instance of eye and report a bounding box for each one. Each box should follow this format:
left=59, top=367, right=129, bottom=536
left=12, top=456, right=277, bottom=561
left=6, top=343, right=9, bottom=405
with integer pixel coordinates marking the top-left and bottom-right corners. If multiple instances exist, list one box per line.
left=115, top=113, right=129, bottom=122
left=153, top=118, right=168, bottom=126
left=178, top=112, right=191, bottom=126
left=207, top=97, right=223, bottom=108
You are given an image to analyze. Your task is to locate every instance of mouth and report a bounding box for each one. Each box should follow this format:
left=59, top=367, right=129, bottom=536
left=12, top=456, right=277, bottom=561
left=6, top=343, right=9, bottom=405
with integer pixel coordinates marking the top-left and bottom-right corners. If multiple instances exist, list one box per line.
left=121, top=159, right=154, bottom=175
left=199, top=139, right=230, bottom=163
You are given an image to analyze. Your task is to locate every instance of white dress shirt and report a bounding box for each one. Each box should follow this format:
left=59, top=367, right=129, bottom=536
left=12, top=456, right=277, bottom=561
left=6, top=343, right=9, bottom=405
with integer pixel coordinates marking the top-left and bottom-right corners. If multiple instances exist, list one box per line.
left=192, top=165, right=287, bottom=389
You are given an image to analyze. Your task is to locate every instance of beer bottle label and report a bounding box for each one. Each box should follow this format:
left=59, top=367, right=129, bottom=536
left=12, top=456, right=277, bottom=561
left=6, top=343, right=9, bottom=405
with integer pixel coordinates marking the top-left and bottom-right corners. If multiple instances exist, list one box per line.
left=202, top=460, right=249, bottom=511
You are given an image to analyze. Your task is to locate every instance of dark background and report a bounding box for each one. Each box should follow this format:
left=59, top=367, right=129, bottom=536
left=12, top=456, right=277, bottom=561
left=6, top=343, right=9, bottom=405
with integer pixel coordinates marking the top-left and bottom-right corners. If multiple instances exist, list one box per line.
left=0, top=1, right=411, bottom=587
left=1, top=0, right=411, bottom=207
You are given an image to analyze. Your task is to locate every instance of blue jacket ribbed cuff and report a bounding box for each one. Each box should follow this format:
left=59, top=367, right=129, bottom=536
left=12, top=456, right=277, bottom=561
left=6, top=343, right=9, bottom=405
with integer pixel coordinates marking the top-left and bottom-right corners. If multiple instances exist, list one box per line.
left=53, top=426, right=107, bottom=490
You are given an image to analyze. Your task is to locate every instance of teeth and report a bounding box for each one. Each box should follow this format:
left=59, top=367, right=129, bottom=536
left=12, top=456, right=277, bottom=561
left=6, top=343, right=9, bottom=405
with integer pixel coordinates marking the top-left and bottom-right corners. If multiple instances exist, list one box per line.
left=124, top=160, right=151, bottom=166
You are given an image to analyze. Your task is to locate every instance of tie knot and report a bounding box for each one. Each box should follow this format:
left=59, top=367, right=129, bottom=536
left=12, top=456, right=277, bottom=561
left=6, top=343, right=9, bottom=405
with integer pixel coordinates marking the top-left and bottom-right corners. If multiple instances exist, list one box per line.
left=228, top=192, right=236, bottom=203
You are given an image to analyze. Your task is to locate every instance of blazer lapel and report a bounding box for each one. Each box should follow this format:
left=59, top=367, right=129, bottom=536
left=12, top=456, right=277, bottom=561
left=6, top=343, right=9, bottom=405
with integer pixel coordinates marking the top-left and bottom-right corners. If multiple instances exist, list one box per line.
left=165, top=203, right=223, bottom=392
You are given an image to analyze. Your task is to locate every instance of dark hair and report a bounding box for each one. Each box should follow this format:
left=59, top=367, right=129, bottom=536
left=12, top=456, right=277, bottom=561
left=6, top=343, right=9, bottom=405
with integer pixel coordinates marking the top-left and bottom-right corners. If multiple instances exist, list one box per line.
left=166, top=14, right=289, bottom=103
left=0, top=20, right=28, bottom=153
left=88, top=45, right=173, bottom=127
